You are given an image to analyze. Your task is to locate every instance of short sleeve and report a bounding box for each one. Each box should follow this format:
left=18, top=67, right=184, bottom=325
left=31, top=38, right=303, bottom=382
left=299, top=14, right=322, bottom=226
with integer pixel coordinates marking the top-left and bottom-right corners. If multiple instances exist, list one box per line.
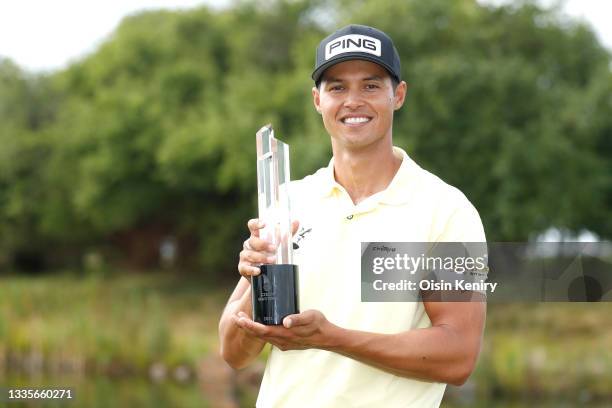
left=435, top=201, right=487, bottom=243
left=434, top=200, right=488, bottom=298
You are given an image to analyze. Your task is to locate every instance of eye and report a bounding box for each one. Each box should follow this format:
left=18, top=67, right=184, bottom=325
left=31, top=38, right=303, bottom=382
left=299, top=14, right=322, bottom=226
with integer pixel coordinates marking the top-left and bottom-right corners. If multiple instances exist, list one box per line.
left=328, top=84, right=344, bottom=92
left=365, top=83, right=380, bottom=90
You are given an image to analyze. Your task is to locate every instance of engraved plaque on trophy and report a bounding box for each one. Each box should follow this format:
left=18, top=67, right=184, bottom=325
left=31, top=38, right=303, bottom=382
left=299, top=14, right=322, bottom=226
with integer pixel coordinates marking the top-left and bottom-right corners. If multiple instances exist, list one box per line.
left=251, top=124, right=299, bottom=325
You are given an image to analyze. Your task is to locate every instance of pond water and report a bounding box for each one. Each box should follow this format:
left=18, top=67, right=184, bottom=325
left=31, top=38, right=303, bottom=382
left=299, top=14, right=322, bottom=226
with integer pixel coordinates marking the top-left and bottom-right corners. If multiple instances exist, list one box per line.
left=2, top=373, right=610, bottom=407
left=2, top=374, right=210, bottom=408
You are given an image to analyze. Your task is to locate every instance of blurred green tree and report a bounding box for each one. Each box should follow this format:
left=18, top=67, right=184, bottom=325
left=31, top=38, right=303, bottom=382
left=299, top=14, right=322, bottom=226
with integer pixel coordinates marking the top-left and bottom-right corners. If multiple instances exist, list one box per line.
left=0, top=0, right=610, bottom=274
left=342, top=0, right=611, bottom=239
left=0, top=59, right=61, bottom=270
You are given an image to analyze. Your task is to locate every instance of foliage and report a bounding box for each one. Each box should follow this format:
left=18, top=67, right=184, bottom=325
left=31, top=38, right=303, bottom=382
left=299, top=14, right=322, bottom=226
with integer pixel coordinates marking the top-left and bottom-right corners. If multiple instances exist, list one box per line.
left=0, top=272, right=224, bottom=373
left=2, top=275, right=612, bottom=403
left=0, top=0, right=610, bottom=273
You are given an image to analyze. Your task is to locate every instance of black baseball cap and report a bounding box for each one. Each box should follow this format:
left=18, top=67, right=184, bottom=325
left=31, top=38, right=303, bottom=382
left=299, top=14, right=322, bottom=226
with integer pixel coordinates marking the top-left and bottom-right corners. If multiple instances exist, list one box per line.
left=312, top=24, right=401, bottom=85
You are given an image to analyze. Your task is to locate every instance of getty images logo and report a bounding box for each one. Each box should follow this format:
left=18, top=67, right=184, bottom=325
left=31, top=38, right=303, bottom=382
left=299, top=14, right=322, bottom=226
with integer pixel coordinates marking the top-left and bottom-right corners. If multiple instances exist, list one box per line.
left=325, top=34, right=382, bottom=60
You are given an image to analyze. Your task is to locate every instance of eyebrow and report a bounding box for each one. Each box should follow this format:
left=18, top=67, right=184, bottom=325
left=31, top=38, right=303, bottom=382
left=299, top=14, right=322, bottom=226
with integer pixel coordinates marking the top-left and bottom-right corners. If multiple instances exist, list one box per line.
left=323, top=75, right=384, bottom=83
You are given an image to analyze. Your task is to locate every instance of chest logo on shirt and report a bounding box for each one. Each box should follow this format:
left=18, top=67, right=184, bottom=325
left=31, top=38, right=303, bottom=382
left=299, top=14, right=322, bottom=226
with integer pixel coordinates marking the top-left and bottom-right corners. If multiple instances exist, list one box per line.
left=292, top=227, right=312, bottom=250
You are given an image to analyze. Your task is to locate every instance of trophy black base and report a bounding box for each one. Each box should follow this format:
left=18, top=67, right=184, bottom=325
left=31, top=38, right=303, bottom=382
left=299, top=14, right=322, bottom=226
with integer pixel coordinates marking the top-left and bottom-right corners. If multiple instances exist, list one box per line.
left=251, top=264, right=299, bottom=326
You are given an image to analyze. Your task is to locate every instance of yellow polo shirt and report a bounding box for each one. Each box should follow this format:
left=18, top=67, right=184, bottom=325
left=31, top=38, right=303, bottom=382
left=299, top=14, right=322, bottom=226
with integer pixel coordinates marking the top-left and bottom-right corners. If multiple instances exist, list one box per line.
left=256, top=147, right=486, bottom=408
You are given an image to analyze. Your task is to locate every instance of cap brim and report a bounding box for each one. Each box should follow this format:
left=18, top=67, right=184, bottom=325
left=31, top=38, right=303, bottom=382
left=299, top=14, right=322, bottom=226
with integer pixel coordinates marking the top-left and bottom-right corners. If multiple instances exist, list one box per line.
left=312, top=53, right=400, bottom=84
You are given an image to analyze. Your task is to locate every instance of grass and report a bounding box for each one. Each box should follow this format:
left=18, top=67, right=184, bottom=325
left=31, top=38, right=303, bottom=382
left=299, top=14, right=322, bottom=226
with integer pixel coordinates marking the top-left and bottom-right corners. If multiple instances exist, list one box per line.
left=0, top=271, right=230, bottom=376
left=468, top=303, right=612, bottom=402
left=1, top=273, right=612, bottom=404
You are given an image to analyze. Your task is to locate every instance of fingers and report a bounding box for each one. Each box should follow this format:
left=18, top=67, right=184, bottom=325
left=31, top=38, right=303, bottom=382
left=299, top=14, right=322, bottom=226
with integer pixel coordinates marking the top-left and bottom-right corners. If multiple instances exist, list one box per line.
left=283, top=310, right=316, bottom=328
left=237, top=261, right=261, bottom=277
left=238, top=246, right=276, bottom=277
left=233, top=312, right=271, bottom=336
left=239, top=217, right=300, bottom=279
left=247, top=218, right=265, bottom=238
left=233, top=313, right=311, bottom=351
left=239, top=220, right=277, bottom=278
left=291, top=220, right=300, bottom=236
left=241, top=246, right=276, bottom=264
left=244, top=235, right=276, bottom=253
left=234, top=312, right=293, bottom=337
left=249, top=218, right=300, bottom=241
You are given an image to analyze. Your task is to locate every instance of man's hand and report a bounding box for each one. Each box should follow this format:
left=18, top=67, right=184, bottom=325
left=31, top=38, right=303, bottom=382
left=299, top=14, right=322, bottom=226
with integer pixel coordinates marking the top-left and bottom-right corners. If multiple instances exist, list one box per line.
left=238, top=218, right=300, bottom=278
left=219, top=217, right=301, bottom=369
left=230, top=300, right=485, bottom=385
left=231, top=310, right=337, bottom=351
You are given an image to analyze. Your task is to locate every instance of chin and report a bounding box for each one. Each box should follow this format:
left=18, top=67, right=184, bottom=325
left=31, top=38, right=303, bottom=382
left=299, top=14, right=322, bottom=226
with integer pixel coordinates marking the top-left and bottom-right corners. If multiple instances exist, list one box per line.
left=335, top=135, right=380, bottom=150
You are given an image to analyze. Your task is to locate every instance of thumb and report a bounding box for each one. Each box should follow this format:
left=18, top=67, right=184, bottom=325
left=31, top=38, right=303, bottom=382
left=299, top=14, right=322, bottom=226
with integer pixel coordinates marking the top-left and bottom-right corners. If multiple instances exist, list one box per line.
left=283, top=310, right=314, bottom=328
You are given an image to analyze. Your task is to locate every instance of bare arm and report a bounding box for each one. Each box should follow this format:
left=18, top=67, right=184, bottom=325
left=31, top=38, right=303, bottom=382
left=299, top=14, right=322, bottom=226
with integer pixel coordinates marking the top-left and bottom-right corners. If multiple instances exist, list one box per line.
left=327, top=300, right=486, bottom=385
left=218, top=277, right=266, bottom=369
left=234, top=298, right=486, bottom=385
left=218, top=218, right=299, bottom=370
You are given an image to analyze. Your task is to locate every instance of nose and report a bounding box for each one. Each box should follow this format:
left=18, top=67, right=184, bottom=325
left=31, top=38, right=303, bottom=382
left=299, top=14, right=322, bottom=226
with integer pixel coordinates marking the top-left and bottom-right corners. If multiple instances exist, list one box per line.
left=343, top=87, right=364, bottom=109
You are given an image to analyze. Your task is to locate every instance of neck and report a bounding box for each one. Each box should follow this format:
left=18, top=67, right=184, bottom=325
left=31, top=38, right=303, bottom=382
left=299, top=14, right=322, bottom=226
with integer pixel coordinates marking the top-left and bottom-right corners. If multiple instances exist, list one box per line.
left=331, top=139, right=402, bottom=205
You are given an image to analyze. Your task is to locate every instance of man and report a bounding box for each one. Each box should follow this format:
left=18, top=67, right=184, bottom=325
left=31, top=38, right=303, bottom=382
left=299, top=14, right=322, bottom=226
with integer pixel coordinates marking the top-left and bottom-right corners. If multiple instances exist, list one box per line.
left=219, top=25, right=486, bottom=407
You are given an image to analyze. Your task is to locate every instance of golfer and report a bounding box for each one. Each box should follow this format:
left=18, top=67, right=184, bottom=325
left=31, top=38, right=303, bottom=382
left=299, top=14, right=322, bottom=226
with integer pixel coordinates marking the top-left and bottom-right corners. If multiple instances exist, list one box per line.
left=219, top=24, right=486, bottom=407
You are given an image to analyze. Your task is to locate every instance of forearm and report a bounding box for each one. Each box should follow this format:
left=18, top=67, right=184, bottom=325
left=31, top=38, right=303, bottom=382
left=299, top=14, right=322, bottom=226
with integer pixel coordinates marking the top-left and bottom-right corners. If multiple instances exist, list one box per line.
left=327, top=324, right=479, bottom=386
left=218, top=283, right=266, bottom=369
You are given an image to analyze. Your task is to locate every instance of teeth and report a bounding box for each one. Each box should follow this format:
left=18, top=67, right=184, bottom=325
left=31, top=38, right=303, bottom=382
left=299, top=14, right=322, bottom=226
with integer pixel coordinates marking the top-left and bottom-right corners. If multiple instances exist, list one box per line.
left=343, top=117, right=370, bottom=124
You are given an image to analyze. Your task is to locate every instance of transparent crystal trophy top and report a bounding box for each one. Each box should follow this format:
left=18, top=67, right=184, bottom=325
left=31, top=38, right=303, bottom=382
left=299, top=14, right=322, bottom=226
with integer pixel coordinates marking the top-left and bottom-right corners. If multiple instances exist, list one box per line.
left=256, top=124, right=293, bottom=265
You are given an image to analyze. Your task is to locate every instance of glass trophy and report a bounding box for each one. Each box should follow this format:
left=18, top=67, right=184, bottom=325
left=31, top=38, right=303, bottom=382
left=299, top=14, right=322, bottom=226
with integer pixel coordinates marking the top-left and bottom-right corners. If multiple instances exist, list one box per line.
left=251, top=124, right=299, bottom=325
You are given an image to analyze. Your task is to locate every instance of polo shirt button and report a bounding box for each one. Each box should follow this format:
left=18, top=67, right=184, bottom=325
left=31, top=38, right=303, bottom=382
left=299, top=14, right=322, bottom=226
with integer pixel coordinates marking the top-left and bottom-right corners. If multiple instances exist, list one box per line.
left=346, top=215, right=353, bottom=220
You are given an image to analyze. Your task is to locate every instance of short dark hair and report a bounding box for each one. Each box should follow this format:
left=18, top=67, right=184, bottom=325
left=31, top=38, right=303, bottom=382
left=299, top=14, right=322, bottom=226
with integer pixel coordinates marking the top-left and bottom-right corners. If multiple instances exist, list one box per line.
left=391, top=77, right=399, bottom=91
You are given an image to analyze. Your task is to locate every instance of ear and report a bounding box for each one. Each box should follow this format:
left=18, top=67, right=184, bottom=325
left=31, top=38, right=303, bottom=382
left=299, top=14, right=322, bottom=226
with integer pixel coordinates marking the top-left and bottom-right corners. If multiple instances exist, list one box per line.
left=393, top=81, right=408, bottom=110
left=312, top=86, right=322, bottom=114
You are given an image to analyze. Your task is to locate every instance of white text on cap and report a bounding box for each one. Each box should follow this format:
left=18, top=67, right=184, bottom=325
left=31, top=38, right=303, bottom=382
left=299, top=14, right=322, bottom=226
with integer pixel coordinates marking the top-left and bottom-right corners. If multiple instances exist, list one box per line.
left=325, top=34, right=382, bottom=60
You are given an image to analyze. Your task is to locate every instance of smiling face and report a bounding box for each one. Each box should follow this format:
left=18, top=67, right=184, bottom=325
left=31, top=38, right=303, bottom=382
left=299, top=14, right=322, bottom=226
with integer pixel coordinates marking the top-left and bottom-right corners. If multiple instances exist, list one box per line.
left=312, top=60, right=407, bottom=151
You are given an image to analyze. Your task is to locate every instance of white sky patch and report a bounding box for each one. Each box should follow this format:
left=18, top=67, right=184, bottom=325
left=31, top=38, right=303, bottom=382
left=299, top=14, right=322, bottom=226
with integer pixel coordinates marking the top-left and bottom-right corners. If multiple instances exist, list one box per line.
left=561, top=0, right=612, bottom=51
left=1, top=0, right=611, bottom=72
left=480, top=0, right=612, bottom=50
left=0, top=0, right=222, bottom=72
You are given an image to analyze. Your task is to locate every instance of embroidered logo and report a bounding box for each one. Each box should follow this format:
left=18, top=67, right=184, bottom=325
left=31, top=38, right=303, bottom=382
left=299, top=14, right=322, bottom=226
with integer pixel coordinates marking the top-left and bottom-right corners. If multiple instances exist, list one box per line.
left=325, top=34, right=381, bottom=60
left=293, top=227, right=312, bottom=250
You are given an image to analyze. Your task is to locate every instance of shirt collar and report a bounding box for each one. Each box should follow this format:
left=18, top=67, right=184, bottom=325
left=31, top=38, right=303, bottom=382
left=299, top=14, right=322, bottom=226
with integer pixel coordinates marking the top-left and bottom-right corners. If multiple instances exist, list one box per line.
left=317, top=146, right=418, bottom=205
left=379, top=147, right=418, bottom=205
left=318, top=156, right=340, bottom=197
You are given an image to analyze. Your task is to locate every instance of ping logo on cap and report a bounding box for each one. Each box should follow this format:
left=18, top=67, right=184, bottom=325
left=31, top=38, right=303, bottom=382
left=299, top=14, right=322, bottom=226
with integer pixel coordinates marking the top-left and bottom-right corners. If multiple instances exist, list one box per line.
left=325, top=34, right=381, bottom=60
